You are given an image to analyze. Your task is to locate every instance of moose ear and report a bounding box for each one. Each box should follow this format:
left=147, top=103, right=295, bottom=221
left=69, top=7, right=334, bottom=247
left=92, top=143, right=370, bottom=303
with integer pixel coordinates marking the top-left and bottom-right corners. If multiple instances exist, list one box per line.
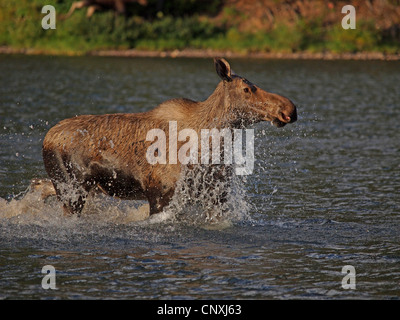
left=214, top=58, right=232, bottom=82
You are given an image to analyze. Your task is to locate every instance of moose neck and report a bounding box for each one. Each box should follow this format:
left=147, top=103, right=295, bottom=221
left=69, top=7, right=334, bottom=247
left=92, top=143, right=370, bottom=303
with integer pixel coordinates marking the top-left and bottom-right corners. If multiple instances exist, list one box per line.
left=196, top=81, right=234, bottom=129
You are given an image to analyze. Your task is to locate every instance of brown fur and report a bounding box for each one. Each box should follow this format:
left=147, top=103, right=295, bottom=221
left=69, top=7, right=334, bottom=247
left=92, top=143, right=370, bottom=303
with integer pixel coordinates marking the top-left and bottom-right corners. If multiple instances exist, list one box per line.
left=42, top=58, right=297, bottom=216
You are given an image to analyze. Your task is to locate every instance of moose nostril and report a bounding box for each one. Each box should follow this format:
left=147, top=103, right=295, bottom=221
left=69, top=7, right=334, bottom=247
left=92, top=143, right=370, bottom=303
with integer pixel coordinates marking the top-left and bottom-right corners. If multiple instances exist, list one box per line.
left=280, top=112, right=291, bottom=123
left=282, top=107, right=297, bottom=123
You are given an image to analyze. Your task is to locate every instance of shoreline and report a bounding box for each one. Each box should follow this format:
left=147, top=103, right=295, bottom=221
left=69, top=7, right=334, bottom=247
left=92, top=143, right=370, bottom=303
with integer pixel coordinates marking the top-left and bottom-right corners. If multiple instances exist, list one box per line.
left=1, top=46, right=399, bottom=61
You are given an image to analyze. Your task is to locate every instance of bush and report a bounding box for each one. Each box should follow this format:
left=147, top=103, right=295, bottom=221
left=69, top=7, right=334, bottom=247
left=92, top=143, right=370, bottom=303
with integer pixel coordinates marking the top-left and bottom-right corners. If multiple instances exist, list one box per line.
left=326, top=20, right=381, bottom=53
left=1, top=0, right=398, bottom=54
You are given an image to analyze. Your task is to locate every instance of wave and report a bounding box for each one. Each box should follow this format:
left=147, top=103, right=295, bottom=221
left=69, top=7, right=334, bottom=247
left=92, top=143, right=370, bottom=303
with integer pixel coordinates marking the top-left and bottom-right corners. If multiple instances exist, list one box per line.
left=0, top=166, right=250, bottom=230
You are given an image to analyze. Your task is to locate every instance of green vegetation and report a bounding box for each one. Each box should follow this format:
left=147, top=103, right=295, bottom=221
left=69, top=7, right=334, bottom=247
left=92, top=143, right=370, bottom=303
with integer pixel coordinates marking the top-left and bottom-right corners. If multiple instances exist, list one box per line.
left=1, top=0, right=399, bottom=55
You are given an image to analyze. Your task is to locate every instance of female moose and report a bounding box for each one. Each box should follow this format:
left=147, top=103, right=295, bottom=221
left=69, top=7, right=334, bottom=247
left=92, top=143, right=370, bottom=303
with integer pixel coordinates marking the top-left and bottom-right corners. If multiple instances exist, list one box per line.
left=42, top=58, right=297, bottom=217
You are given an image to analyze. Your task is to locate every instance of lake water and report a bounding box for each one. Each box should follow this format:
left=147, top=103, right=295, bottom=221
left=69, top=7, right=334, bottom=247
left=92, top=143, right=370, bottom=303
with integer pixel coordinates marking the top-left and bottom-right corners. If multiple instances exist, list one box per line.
left=0, top=55, right=399, bottom=300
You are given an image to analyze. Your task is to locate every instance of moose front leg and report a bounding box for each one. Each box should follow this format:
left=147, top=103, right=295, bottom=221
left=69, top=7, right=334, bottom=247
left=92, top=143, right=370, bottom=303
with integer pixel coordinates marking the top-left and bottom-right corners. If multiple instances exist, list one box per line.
left=204, top=164, right=234, bottom=222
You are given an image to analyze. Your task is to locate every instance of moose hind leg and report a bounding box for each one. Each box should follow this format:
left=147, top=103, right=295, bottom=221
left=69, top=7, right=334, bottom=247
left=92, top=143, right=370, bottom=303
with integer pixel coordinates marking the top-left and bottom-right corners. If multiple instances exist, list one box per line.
left=43, top=148, right=91, bottom=216
left=51, top=179, right=89, bottom=216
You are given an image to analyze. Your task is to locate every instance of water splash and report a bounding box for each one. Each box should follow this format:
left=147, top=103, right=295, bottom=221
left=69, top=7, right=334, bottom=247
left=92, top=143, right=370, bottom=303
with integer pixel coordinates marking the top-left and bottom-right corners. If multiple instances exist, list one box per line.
left=164, top=164, right=251, bottom=227
left=0, top=163, right=250, bottom=230
left=0, top=184, right=150, bottom=227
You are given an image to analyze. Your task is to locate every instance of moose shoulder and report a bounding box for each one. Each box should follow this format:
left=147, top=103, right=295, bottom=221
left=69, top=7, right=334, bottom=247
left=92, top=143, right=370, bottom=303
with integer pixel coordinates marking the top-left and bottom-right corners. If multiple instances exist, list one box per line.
left=42, top=58, right=297, bottom=216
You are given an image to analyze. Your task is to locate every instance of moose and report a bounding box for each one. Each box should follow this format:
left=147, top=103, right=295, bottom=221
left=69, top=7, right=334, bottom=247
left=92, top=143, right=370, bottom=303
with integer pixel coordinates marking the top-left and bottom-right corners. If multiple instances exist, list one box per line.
left=42, top=58, right=297, bottom=217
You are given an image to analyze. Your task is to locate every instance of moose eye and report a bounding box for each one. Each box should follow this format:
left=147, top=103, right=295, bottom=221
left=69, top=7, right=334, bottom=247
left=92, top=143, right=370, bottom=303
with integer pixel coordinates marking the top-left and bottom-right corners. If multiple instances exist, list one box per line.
left=243, top=87, right=249, bottom=93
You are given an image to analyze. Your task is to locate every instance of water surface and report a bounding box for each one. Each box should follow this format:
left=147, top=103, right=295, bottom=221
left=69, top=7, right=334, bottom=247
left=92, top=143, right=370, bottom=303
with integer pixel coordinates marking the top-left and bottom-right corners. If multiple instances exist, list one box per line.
left=0, top=55, right=399, bottom=299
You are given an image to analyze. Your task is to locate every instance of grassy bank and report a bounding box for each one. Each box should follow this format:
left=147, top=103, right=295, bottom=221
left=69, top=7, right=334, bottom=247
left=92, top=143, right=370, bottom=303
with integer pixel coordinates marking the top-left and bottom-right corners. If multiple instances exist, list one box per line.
left=1, top=0, right=399, bottom=56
